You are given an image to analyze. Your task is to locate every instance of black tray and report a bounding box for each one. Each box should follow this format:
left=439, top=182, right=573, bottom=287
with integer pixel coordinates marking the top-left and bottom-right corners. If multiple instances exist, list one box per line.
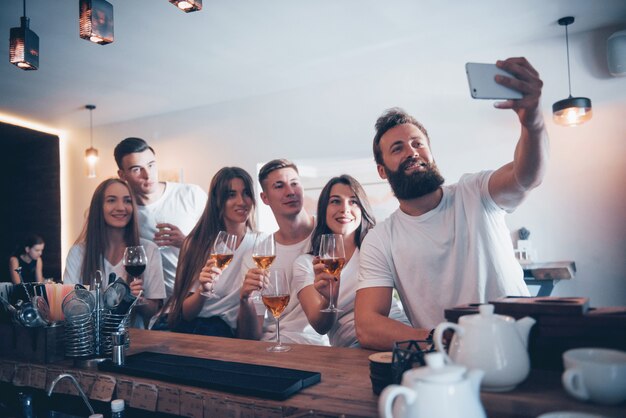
left=98, top=351, right=321, bottom=400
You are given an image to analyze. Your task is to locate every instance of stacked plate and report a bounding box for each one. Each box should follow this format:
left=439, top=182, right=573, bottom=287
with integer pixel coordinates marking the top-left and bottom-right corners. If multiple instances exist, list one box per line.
left=369, top=351, right=394, bottom=395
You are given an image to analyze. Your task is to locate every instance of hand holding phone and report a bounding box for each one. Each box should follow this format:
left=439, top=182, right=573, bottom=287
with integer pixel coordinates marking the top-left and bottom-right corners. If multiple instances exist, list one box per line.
left=465, top=62, right=523, bottom=100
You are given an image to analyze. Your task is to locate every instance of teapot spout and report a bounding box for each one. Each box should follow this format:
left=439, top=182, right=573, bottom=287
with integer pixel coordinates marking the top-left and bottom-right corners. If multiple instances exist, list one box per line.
left=515, top=316, right=536, bottom=347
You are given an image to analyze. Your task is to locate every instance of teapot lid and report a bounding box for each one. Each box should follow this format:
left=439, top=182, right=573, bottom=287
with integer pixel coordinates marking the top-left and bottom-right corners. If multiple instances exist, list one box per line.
left=462, top=303, right=513, bottom=324
left=411, top=352, right=466, bottom=383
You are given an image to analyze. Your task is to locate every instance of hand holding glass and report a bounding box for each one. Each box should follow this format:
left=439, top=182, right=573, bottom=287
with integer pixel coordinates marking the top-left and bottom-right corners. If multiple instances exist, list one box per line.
left=319, top=234, right=345, bottom=313
left=123, top=245, right=147, bottom=305
left=201, top=231, right=237, bottom=297
left=261, top=269, right=291, bottom=352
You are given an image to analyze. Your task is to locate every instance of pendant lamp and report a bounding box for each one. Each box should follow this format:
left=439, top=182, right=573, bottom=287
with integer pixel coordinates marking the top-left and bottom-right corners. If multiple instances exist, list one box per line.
left=552, top=16, right=592, bottom=127
left=85, top=105, right=99, bottom=179
left=9, top=0, right=39, bottom=70
left=170, top=0, right=202, bottom=13
left=79, top=0, right=114, bottom=45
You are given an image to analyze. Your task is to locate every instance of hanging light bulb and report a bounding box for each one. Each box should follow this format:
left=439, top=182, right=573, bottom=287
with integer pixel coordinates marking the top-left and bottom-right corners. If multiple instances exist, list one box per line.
left=169, top=0, right=202, bottom=13
left=9, top=0, right=39, bottom=70
left=85, top=105, right=99, bottom=178
left=79, top=0, right=114, bottom=45
left=552, top=16, right=592, bottom=127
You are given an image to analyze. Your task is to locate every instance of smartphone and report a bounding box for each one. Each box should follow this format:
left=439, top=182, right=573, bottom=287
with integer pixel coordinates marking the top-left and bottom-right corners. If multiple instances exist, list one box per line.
left=465, top=62, right=523, bottom=100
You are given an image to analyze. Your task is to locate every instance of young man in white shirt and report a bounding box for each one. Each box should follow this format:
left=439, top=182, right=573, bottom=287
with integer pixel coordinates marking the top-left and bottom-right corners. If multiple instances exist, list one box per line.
left=114, top=137, right=207, bottom=301
left=237, top=159, right=328, bottom=345
left=355, top=57, right=549, bottom=350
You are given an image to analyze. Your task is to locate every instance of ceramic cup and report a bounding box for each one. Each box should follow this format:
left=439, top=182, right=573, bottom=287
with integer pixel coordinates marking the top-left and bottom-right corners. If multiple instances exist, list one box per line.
left=562, top=348, right=626, bottom=405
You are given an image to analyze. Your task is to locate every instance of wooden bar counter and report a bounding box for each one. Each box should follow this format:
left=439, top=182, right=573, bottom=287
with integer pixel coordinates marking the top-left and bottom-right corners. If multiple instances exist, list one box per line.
left=2, top=328, right=625, bottom=417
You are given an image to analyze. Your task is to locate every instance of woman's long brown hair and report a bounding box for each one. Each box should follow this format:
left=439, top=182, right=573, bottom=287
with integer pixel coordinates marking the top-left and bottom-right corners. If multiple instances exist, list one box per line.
left=167, top=167, right=256, bottom=329
left=76, top=178, right=140, bottom=287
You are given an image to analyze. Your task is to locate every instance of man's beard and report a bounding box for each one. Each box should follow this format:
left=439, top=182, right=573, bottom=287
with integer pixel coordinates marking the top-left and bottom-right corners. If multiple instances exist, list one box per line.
left=384, top=158, right=445, bottom=200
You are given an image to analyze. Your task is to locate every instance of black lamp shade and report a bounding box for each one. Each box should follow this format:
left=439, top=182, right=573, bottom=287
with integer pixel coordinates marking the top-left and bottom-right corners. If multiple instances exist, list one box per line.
left=79, top=0, right=114, bottom=45
left=9, top=17, right=39, bottom=70
left=552, top=96, right=593, bottom=127
left=170, top=0, right=203, bottom=13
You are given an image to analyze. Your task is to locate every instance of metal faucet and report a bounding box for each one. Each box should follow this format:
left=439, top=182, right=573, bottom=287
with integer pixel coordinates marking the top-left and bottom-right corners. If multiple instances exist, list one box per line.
left=47, top=373, right=95, bottom=416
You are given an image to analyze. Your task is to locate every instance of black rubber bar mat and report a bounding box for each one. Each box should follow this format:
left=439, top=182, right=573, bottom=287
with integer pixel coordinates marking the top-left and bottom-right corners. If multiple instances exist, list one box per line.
left=98, top=351, right=321, bottom=400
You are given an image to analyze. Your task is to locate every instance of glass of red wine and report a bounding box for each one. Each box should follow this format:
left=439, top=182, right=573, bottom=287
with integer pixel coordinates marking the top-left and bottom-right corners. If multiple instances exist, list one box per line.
left=123, top=245, right=147, bottom=305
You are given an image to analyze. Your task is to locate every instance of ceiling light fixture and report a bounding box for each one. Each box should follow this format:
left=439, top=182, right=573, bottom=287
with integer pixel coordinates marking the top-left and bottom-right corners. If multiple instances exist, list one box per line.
left=169, top=0, right=202, bottom=13
left=552, top=16, right=592, bottom=127
left=9, top=0, right=39, bottom=70
left=79, top=0, right=114, bottom=45
left=85, top=105, right=99, bottom=179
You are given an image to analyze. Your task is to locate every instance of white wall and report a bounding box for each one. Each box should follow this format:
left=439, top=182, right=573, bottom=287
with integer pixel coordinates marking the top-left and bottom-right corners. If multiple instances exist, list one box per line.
left=63, top=29, right=626, bottom=306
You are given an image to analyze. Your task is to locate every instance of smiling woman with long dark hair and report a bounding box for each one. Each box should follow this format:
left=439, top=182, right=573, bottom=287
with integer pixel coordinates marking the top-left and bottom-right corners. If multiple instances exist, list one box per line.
left=166, top=167, right=257, bottom=337
left=292, top=174, right=407, bottom=347
left=63, top=178, right=165, bottom=328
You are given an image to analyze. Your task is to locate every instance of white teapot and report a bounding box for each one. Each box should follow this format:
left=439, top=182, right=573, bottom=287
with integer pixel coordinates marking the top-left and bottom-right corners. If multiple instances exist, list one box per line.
left=434, top=304, right=535, bottom=392
left=379, top=352, right=486, bottom=418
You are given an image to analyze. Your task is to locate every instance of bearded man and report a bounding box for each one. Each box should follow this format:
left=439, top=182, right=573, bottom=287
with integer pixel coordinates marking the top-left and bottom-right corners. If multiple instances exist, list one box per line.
left=354, top=57, right=549, bottom=351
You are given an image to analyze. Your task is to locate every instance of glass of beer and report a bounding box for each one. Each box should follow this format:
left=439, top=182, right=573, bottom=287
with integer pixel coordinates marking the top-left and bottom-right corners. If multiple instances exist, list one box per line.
left=261, top=269, right=291, bottom=352
left=319, top=234, right=345, bottom=313
left=201, top=231, right=237, bottom=297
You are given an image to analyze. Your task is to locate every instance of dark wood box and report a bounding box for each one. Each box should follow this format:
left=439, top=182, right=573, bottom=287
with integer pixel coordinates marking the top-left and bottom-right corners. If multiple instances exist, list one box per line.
left=0, top=322, right=65, bottom=364
left=444, top=298, right=626, bottom=371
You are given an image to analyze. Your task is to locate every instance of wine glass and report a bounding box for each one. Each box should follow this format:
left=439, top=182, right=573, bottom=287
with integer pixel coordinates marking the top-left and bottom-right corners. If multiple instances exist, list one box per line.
left=251, top=233, right=276, bottom=300
left=261, top=269, right=291, bottom=352
left=155, top=217, right=168, bottom=250
left=200, top=231, right=237, bottom=297
left=318, top=234, right=345, bottom=313
left=123, top=245, right=147, bottom=305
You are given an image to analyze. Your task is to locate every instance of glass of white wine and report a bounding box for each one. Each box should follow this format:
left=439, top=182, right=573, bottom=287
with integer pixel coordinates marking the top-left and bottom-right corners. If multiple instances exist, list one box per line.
left=200, top=231, right=237, bottom=298
left=318, top=234, right=345, bottom=313
left=251, top=233, right=275, bottom=300
left=261, top=269, right=291, bottom=352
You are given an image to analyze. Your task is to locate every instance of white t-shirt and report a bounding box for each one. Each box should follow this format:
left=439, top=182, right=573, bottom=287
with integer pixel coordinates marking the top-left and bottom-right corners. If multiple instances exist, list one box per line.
left=136, top=182, right=207, bottom=300
left=358, top=171, right=529, bottom=330
left=246, top=233, right=329, bottom=346
left=293, top=249, right=409, bottom=347
left=63, top=238, right=166, bottom=328
left=188, top=232, right=255, bottom=330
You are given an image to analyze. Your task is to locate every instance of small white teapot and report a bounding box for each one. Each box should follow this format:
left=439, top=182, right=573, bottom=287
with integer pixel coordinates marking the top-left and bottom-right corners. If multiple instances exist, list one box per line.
left=379, top=352, right=486, bottom=418
left=434, top=304, right=536, bottom=392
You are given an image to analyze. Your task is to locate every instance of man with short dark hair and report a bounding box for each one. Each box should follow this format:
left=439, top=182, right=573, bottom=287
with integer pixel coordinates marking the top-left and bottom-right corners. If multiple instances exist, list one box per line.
left=114, top=137, right=207, bottom=301
left=355, top=57, right=549, bottom=350
left=237, top=159, right=328, bottom=345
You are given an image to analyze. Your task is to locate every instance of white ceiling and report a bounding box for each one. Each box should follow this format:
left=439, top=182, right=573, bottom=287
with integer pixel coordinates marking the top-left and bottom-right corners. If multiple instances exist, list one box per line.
left=1, top=0, right=625, bottom=131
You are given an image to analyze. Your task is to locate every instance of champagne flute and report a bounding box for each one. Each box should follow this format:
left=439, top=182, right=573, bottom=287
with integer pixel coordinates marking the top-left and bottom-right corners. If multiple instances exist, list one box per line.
left=319, top=234, right=345, bottom=313
left=123, top=245, right=147, bottom=305
left=261, top=269, right=291, bottom=352
left=201, top=231, right=237, bottom=297
left=251, top=233, right=276, bottom=300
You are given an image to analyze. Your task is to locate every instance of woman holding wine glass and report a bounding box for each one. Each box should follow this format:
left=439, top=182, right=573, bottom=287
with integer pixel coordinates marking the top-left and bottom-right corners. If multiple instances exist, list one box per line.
left=292, top=175, right=408, bottom=347
left=166, top=167, right=256, bottom=337
left=63, top=178, right=166, bottom=328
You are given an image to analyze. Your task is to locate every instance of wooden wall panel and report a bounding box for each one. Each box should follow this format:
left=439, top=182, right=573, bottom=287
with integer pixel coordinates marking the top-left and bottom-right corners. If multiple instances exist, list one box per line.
left=0, top=122, right=61, bottom=281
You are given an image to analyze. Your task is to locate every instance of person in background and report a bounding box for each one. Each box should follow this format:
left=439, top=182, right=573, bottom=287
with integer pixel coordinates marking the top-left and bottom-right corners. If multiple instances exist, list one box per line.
left=114, top=137, right=207, bottom=301
left=166, top=167, right=257, bottom=337
left=9, top=234, right=45, bottom=284
left=63, top=178, right=165, bottom=328
left=293, top=175, right=408, bottom=347
left=237, top=159, right=328, bottom=345
left=355, top=57, right=549, bottom=350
